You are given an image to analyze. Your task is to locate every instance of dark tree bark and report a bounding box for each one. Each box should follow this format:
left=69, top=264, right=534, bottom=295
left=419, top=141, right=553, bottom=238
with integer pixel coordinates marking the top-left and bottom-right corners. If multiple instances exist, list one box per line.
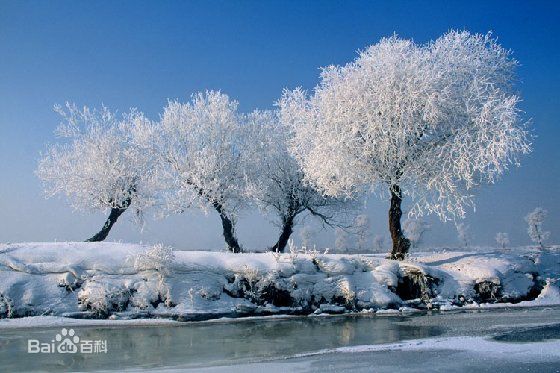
left=213, top=202, right=242, bottom=253
left=388, top=185, right=410, bottom=260
left=86, top=205, right=129, bottom=242
left=269, top=215, right=295, bottom=253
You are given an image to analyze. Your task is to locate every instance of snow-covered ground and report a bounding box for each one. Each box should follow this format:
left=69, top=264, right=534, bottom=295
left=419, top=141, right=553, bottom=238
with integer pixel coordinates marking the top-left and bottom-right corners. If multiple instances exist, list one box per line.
left=0, top=242, right=559, bottom=324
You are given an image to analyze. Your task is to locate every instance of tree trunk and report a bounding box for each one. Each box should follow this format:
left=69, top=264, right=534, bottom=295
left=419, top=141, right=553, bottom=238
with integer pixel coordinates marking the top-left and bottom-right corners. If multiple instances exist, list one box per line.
left=388, top=185, right=410, bottom=260
left=86, top=206, right=128, bottom=242
left=270, top=215, right=295, bottom=253
left=214, top=203, right=242, bottom=253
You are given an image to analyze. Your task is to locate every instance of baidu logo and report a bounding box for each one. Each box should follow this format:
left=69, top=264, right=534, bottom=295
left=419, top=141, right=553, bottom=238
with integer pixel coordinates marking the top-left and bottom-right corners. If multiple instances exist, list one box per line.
left=55, top=328, right=79, bottom=353
left=28, top=328, right=107, bottom=354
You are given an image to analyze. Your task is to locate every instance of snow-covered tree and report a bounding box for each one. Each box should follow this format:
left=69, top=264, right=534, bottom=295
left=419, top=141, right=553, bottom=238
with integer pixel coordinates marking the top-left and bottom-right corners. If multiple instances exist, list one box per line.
left=37, top=103, right=157, bottom=241
left=335, top=227, right=350, bottom=253
left=151, top=91, right=248, bottom=253
left=495, top=232, right=509, bottom=249
left=403, top=219, right=430, bottom=249
left=373, top=234, right=385, bottom=253
left=456, top=222, right=471, bottom=249
left=244, top=110, right=349, bottom=252
left=353, top=214, right=371, bottom=251
left=279, top=31, right=531, bottom=260
left=525, top=208, right=549, bottom=249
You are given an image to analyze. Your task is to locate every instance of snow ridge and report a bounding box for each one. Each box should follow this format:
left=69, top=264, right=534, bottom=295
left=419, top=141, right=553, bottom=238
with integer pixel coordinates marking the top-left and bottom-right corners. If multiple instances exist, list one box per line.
left=0, top=242, right=558, bottom=321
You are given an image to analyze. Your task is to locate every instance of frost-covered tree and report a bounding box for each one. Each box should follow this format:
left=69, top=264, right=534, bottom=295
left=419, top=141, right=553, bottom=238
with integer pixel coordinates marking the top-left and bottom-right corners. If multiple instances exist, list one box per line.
left=403, top=219, right=430, bottom=249
left=525, top=208, right=549, bottom=249
left=152, top=91, right=248, bottom=253
left=373, top=234, right=385, bottom=253
left=280, top=31, right=531, bottom=260
left=299, top=225, right=315, bottom=249
left=495, top=232, right=510, bottom=249
left=456, top=223, right=471, bottom=249
left=245, top=110, right=348, bottom=252
left=353, top=214, right=371, bottom=251
left=335, top=227, right=350, bottom=253
left=37, top=103, right=157, bottom=241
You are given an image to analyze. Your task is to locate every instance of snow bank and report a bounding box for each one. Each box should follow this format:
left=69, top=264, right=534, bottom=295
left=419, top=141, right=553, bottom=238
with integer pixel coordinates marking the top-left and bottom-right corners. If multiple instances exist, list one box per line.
left=293, top=335, right=560, bottom=360
left=0, top=242, right=558, bottom=322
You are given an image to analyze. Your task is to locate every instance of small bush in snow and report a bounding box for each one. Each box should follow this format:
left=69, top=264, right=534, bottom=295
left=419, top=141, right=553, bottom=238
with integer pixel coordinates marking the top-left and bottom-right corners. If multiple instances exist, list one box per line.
left=198, top=287, right=221, bottom=301
left=0, top=294, right=14, bottom=318
left=130, top=279, right=164, bottom=309
left=495, top=232, right=510, bottom=249
left=335, top=227, right=350, bottom=253
left=299, top=225, right=315, bottom=249
left=353, top=214, right=371, bottom=252
left=78, top=282, right=107, bottom=314
left=287, top=239, right=299, bottom=262
left=456, top=223, right=471, bottom=249
left=270, top=248, right=282, bottom=262
left=403, top=219, right=430, bottom=249
left=134, top=244, right=175, bottom=275
left=188, top=288, right=195, bottom=307
left=525, top=208, right=550, bottom=249
left=269, top=244, right=321, bottom=268
left=337, top=278, right=356, bottom=307
left=373, top=234, right=385, bottom=253
left=241, top=265, right=260, bottom=286
left=358, top=256, right=380, bottom=272
left=78, top=281, right=132, bottom=317
left=227, top=265, right=263, bottom=301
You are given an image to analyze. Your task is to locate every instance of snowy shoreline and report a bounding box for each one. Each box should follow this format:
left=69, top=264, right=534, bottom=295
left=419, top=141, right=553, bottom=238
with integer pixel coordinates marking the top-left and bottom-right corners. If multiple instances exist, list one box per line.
left=291, top=335, right=560, bottom=359
left=1, top=242, right=559, bottom=324
left=3, top=305, right=560, bottom=330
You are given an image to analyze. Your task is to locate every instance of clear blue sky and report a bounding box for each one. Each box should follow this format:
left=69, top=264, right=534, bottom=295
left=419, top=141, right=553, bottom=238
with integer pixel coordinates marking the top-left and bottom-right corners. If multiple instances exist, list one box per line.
left=0, top=1, right=558, bottom=249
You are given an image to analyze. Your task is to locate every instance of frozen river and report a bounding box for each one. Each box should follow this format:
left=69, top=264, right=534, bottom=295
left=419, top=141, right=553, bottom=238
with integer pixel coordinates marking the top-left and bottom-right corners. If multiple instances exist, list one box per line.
left=1, top=307, right=559, bottom=372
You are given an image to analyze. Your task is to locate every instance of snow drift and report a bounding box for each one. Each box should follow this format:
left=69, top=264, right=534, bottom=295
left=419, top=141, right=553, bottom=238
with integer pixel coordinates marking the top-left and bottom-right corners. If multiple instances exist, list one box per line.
left=0, top=242, right=558, bottom=321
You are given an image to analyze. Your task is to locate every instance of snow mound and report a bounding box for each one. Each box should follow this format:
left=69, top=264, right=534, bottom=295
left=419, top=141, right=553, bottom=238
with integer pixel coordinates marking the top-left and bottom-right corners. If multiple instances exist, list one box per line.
left=0, top=242, right=558, bottom=322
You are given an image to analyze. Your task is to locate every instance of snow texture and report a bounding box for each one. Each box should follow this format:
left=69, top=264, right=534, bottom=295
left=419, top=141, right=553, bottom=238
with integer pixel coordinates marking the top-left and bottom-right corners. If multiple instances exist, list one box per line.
left=293, top=335, right=560, bottom=360
left=0, top=242, right=558, bottom=323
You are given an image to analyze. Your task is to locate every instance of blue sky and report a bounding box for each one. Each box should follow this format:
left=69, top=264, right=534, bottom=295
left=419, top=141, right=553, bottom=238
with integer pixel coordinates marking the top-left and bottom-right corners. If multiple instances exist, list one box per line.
left=0, top=1, right=558, bottom=249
